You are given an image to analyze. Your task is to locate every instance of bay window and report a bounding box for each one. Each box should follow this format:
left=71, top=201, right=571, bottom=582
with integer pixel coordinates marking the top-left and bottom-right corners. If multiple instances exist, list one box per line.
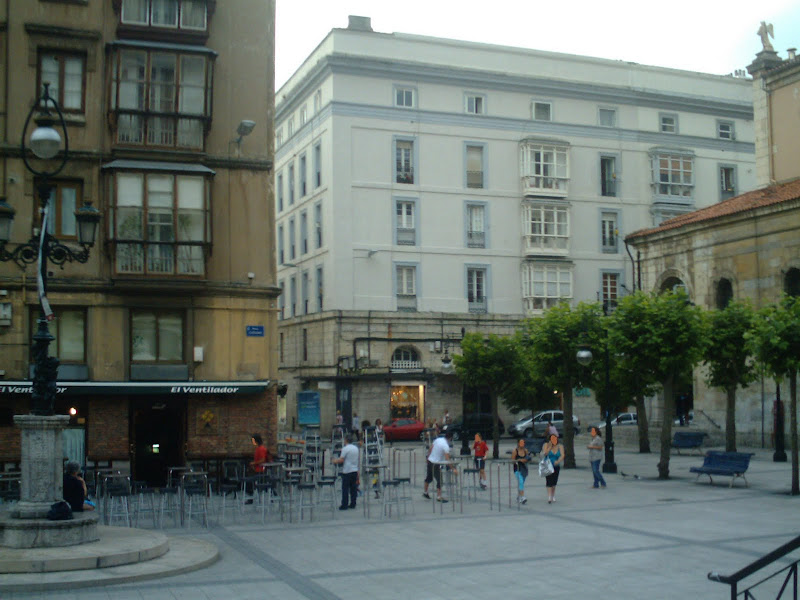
left=520, top=141, right=569, bottom=196
left=652, top=152, right=693, bottom=199
left=522, top=263, right=572, bottom=313
left=523, top=203, right=569, bottom=254
left=120, top=0, right=208, bottom=33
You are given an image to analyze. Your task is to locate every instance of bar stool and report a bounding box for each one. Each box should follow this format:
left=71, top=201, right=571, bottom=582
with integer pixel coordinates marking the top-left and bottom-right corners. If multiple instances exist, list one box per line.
left=297, top=481, right=316, bottom=521
left=134, top=486, right=159, bottom=528
left=394, top=477, right=414, bottom=515
left=158, top=486, right=180, bottom=528
left=316, top=477, right=337, bottom=519
left=184, top=483, right=209, bottom=529
left=254, top=479, right=275, bottom=523
left=215, top=481, right=240, bottom=524
left=106, top=482, right=132, bottom=527
left=463, top=468, right=482, bottom=502
left=380, top=479, right=400, bottom=519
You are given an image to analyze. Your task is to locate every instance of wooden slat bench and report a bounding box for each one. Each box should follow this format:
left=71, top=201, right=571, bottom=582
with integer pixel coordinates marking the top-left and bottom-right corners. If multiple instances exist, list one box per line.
left=672, top=430, right=707, bottom=454
left=690, top=451, right=755, bottom=488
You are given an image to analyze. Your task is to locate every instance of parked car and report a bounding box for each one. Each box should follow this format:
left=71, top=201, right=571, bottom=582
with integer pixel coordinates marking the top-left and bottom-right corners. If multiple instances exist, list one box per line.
left=382, top=418, right=426, bottom=441
left=596, top=412, right=638, bottom=429
left=441, top=413, right=505, bottom=441
left=507, top=410, right=580, bottom=439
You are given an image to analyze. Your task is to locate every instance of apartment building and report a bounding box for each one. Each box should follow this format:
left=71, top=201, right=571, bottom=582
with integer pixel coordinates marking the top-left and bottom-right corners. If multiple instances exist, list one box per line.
left=274, top=16, right=755, bottom=431
left=0, top=0, right=278, bottom=484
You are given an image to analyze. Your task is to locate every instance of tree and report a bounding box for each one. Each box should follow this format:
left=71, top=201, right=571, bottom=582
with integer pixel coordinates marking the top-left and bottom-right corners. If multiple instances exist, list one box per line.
left=453, top=333, right=524, bottom=459
left=606, top=292, right=662, bottom=453
left=522, top=302, right=598, bottom=468
left=748, top=296, right=800, bottom=495
left=703, top=301, right=758, bottom=452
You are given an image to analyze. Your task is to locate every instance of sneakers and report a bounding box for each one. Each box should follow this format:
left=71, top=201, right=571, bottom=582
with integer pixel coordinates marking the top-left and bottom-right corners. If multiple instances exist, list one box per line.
left=437, top=497, right=448, bottom=503
left=520, top=497, right=528, bottom=505
left=422, top=492, right=431, bottom=500
left=480, top=484, right=487, bottom=490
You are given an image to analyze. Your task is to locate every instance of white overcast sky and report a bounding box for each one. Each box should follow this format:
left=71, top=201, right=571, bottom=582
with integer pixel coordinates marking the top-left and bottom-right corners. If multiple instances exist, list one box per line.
left=275, top=0, right=800, bottom=90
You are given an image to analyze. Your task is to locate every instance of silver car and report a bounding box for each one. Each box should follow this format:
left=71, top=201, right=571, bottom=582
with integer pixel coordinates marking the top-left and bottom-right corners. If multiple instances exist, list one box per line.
left=508, top=410, right=580, bottom=438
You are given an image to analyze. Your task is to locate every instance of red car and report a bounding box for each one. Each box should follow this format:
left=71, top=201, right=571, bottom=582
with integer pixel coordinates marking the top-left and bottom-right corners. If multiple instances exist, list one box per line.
left=383, top=418, right=426, bottom=441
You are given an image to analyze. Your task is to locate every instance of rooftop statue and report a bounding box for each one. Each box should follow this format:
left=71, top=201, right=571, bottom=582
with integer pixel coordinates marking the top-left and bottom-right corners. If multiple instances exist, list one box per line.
left=757, top=21, right=774, bottom=52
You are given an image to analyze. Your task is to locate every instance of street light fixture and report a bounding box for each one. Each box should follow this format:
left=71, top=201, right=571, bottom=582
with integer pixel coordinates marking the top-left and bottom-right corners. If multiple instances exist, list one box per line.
left=0, top=83, right=102, bottom=415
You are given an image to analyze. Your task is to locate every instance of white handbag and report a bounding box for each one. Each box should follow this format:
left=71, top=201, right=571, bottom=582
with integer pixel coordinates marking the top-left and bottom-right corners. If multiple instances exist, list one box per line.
left=538, top=458, right=554, bottom=477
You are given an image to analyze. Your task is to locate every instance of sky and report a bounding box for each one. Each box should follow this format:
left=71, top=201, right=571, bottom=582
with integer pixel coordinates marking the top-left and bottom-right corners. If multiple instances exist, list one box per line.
left=275, top=0, right=800, bottom=90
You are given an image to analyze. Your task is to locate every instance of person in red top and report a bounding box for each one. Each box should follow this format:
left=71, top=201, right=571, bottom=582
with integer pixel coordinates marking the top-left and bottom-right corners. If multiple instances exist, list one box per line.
left=473, top=433, right=489, bottom=490
left=250, top=434, right=269, bottom=473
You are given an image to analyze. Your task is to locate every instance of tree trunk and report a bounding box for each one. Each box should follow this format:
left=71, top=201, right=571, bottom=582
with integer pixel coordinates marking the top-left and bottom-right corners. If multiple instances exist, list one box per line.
left=563, top=381, right=576, bottom=468
left=491, top=391, right=500, bottom=460
left=657, top=373, right=675, bottom=480
left=790, top=370, right=798, bottom=496
left=635, top=395, right=650, bottom=453
left=725, top=386, right=737, bottom=452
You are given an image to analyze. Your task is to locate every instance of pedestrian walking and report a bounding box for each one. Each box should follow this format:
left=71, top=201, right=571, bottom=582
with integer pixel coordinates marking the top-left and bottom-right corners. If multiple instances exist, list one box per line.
left=546, top=421, right=558, bottom=438
left=587, top=427, right=607, bottom=489
left=512, top=438, right=530, bottom=504
left=473, top=433, right=488, bottom=490
left=542, top=433, right=565, bottom=504
left=336, top=410, right=343, bottom=426
left=443, top=410, right=451, bottom=425
left=424, top=430, right=455, bottom=502
left=332, top=434, right=359, bottom=510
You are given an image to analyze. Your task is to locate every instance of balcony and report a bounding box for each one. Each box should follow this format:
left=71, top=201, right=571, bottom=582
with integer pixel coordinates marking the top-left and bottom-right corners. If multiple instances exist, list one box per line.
left=396, top=169, right=414, bottom=185
left=466, top=170, right=484, bottom=189
left=467, top=230, right=485, bottom=248
left=468, top=298, right=487, bottom=313
left=396, top=294, right=417, bottom=312
left=522, top=175, right=568, bottom=197
left=523, top=235, right=569, bottom=256
left=396, top=227, right=416, bottom=245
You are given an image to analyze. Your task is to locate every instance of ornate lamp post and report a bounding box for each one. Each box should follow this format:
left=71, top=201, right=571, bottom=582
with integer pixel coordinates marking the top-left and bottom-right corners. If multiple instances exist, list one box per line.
left=0, top=84, right=100, bottom=531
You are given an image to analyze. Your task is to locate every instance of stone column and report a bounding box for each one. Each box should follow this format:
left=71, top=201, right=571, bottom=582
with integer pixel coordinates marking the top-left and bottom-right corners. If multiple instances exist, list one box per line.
left=12, top=414, right=70, bottom=519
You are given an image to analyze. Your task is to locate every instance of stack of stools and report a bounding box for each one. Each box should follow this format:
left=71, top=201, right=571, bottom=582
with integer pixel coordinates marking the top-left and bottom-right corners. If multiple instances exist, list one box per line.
left=394, top=476, right=414, bottom=515
left=184, top=476, right=209, bottom=529
left=316, top=476, right=337, bottom=519
left=380, top=479, right=400, bottom=519
left=158, top=486, right=180, bottom=528
left=463, top=467, right=482, bottom=502
left=134, top=483, right=159, bottom=528
left=215, top=480, right=241, bottom=524
left=106, top=480, right=132, bottom=527
left=254, top=476, right=279, bottom=523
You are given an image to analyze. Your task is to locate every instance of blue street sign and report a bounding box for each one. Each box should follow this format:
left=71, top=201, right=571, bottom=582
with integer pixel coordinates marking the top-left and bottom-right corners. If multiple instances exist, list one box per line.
left=246, top=325, right=265, bottom=337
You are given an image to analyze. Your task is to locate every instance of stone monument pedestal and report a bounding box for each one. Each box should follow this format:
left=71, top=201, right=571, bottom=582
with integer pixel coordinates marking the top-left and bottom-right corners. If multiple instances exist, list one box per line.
left=0, top=512, right=99, bottom=549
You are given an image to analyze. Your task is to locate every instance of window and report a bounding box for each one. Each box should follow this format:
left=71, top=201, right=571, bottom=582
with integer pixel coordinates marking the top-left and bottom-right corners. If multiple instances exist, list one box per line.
left=277, top=172, right=284, bottom=212
left=276, top=129, right=283, bottom=147
left=300, top=105, right=307, bottom=126
left=288, top=217, right=296, bottom=260
left=39, top=52, right=85, bottom=113
left=395, top=200, right=416, bottom=245
left=716, top=278, right=733, bottom=309
left=523, top=204, right=569, bottom=253
left=301, top=271, right=309, bottom=314
left=396, top=265, right=417, bottom=311
left=467, top=268, right=487, bottom=313
left=466, top=203, right=486, bottom=248
left=599, top=108, right=616, bottom=128
left=520, top=142, right=569, bottom=195
left=108, top=172, right=209, bottom=276
left=652, top=153, right=693, bottom=198
left=316, top=266, right=324, bottom=311
left=39, top=181, right=81, bottom=239
left=532, top=101, right=552, bottom=121
left=289, top=276, right=297, bottom=317
left=394, top=86, right=415, bottom=108
left=287, top=117, right=294, bottom=138
left=717, top=120, right=734, bottom=140
left=313, top=89, right=322, bottom=113
left=391, top=347, right=420, bottom=369
left=277, top=224, right=284, bottom=265
left=110, top=47, right=213, bottom=149
left=600, top=157, right=616, bottom=197
left=121, top=0, right=206, bottom=31
left=288, top=163, right=295, bottom=205
left=466, top=144, right=484, bottom=189
left=784, top=268, right=800, bottom=297
left=602, top=273, right=619, bottom=309
left=313, top=143, right=322, bottom=188
left=522, top=263, right=572, bottom=312
left=660, top=113, right=678, bottom=133
left=314, top=202, right=322, bottom=248
left=278, top=280, right=285, bottom=319
left=31, top=308, right=85, bottom=362
left=299, top=154, right=307, bottom=197
left=601, top=212, right=618, bottom=253
left=131, top=310, right=183, bottom=362
left=302, top=328, right=308, bottom=361
left=719, top=166, right=736, bottom=201
left=300, top=211, right=308, bottom=254
left=395, top=140, right=414, bottom=184
left=465, top=94, right=485, bottom=115
left=279, top=332, right=284, bottom=360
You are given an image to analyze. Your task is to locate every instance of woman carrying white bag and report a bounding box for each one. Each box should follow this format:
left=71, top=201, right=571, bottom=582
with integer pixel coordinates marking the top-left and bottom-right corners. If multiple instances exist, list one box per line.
left=540, top=434, right=565, bottom=504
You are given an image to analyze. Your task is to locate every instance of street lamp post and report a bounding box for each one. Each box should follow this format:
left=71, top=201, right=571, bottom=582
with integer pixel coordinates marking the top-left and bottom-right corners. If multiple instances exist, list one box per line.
left=0, top=84, right=100, bottom=529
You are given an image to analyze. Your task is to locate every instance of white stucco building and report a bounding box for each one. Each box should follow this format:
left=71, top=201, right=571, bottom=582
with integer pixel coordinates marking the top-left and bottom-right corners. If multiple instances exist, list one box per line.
left=273, top=16, right=756, bottom=432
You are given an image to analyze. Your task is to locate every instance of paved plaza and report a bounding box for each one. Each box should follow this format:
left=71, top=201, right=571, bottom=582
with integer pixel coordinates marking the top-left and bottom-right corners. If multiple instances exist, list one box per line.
left=5, top=439, right=800, bottom=599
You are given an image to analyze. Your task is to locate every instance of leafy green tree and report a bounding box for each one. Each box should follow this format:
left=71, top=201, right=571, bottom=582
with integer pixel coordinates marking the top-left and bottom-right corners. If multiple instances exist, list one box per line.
left=606, top=292, right=662, bottom=453
left=522, top=302, right=598, bottom=468
left=703, top=301, right=758, bottom=452
left=453, top=333, right=523, bottom=459
left=748, top=296, right=800, bottom=495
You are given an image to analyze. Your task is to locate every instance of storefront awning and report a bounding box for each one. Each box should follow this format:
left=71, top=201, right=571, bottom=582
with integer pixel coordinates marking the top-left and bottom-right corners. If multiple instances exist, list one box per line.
left=0, top=381, right=270, bottom=397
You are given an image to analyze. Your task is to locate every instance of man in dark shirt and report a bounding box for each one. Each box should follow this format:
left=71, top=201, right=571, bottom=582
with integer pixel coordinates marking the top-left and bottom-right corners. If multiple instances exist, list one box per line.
left=63, top=461, right=93, bottom=512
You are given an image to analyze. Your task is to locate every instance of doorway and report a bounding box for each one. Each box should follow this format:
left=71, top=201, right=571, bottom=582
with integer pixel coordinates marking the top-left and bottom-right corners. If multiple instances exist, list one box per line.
left=131, top=398, right=186, bottom=486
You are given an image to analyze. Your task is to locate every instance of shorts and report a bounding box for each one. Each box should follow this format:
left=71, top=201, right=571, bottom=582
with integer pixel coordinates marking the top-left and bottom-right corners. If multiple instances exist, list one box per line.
left=425, top=461, right=442, bottom=489
left=474, top=457, right=486, bottom=470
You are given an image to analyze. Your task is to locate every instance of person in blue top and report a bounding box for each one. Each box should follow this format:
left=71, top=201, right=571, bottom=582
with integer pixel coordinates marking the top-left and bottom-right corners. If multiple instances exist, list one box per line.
left=541, top=433, right=565, bottom=504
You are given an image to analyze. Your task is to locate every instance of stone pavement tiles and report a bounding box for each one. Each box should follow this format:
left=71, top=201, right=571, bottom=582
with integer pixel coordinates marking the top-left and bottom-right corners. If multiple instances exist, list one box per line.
left=5, top=444, right=800, bottom=600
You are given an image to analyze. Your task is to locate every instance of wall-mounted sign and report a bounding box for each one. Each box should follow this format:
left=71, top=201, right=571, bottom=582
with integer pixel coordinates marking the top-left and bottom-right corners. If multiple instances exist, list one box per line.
left=297, top=391, right=321, bottom=425
left=246, top=325, right=265, bottom=337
